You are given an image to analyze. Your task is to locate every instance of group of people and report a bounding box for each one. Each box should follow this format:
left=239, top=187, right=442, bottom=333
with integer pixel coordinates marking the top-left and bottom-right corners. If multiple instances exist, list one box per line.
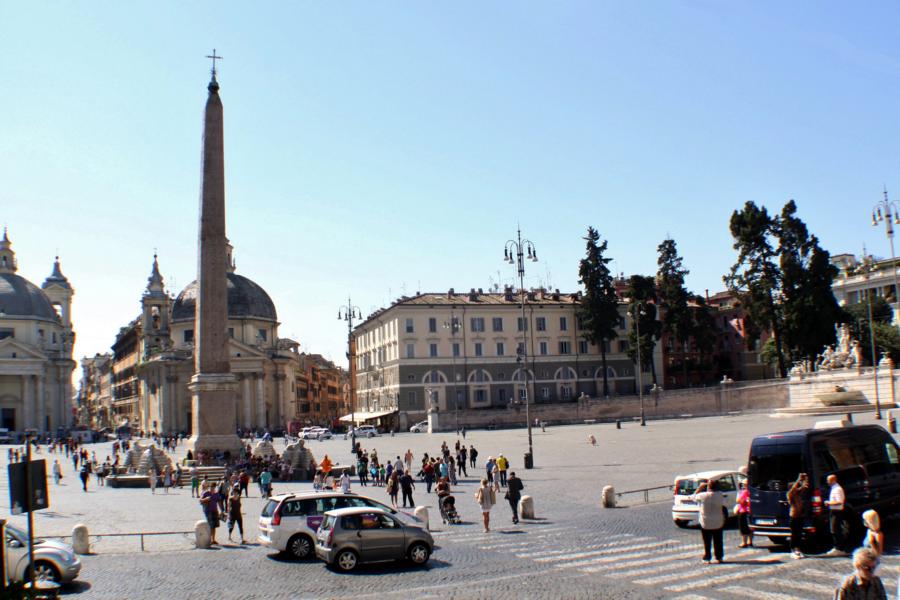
left=691, top=473, right=889, bottom=599
left=197, top=478, right=245, bottom=545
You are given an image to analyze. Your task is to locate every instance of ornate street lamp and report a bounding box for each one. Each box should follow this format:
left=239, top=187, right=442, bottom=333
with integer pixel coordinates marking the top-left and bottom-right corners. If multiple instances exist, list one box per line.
left=872, top=188, right=900, bottom=323
left=338, top=298, right=361, bottom=452
left=504, top=227, right=538, bottom=466
left=630, top=302, right=647, bottom=426
left=857, top=253, right=883, bottom=420
left=443, top=313, right=463, bottom=435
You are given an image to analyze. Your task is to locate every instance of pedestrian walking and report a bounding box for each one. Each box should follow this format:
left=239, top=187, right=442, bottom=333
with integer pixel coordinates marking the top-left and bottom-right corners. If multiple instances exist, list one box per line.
left=404, top=449, right=413, bottom=473
left=787, top=473, right=808, bottom=558
left=461, top=426, right=466, bottom=439
left=399, top=471, right=415, bottom=508
left=735, top=480, right=752, bottom=548
left=475, top=478, right=496, bottom=533
left=422, top=461, right=435, bottom=494
left=199, top=482, right=222, bottom=545
left=259, top=468, right=272, bottom=499
left=470, top=445, right=478, bottom=469
left=496, top=454, right=509, bottom=487
left=485, top=456, right=495, bottom=484
left=79, top=461, right=91, bottom=492
left=833, top=547, right=886, bottom=599
left=387, top=471, right=400, bottom=508
left=227, top=484, right=245, bottom=544
left=825, top=474, right=850, bottom=556
left=691, top=480, right=727, bottom=563
left=52, top=459, right=62, bottom=485
left=163, top=467, right=173, bottom=494
left=506, top=471, right=524, bottom=524
left=239, top=470, right=249, bottom=497
left=588, top=434, right=597, bottom=446
left=190, top=465, right=200, bottom=498
left=861, top=510, right=884, bottom=557
left=149, top=467, right=158, bottom=494
left=340, top=471, right=351, bottom=494
left=458, top=447, right=468, bottom=477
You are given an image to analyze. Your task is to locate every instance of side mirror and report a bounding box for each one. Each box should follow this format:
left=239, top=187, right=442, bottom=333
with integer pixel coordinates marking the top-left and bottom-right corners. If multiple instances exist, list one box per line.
left=356, top=531, right=362, bottom=538
left=8, top=539, right=23, bottom=548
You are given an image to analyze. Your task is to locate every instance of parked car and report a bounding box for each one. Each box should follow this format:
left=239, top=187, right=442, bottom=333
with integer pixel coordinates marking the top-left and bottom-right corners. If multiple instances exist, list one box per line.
left=258, top=491, right=421, bottom=559
left=316, top=429, right=333, bottom=441
left=672, top=470, right=745, bottom=528
left=409, top=421, right=428, bottom=433
left=356, top=425, right=379, bottom=438
left=747, top=421, right=900, bottom=547
left=316, top=507, right=434, bottom=572
left=0, top=428, right=11, bottom=444
left=4, top=523, right=82, bottom=584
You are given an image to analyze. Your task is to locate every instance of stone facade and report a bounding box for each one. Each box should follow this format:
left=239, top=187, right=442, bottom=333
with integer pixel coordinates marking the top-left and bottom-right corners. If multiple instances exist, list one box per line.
left=353, top=287, right=664, bottom=430
left=0, top=231, right=76, bottom=434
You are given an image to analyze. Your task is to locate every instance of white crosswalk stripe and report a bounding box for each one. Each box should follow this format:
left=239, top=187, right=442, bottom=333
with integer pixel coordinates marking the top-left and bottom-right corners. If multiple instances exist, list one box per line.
left=582, top=547, right=699, bottom=575
left=720, top=586, right=801, bottom=600
left=775, top=577, right=838, bottom=596
left=664, top=560, right=792, bottom=593
left=532, top=539, right=670, bottom=563
left=515, top=535, right=651, bottom=559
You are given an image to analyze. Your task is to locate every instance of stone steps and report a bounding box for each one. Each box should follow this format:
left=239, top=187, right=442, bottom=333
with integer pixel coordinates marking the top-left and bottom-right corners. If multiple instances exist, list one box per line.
left=177, top=466, right=227, bottom=487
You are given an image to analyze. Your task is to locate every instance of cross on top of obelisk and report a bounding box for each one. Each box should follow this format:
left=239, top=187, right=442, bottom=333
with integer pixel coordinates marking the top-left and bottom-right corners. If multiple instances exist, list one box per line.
left=206, top=49, right=223, bottom=78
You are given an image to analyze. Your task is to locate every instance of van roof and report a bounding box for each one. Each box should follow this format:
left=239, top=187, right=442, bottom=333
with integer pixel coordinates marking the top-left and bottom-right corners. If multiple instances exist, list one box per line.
left=752, top=424, right=888, bottom=446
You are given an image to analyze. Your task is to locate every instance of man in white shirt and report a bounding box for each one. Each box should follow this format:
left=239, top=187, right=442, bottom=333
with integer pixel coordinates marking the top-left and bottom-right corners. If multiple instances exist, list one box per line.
left=825, top=474, right=849, bottom=556
left=692, top=480, right=728, bottom=563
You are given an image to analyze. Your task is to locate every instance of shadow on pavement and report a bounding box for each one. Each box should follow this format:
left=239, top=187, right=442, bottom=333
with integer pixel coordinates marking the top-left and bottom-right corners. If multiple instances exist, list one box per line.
left=61, top=581, right=92, bottom=595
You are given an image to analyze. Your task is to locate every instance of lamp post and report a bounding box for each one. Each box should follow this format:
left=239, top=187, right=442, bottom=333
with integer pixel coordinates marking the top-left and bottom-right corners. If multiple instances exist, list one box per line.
left=443, top=312, right=462, bottom=436
left=504, top=227, right=538, bottom=464
left=630, top=302, right=647, bottom=426
left=338, top=298, right=361, bottom=453
left=872, top=188, right=900, bottom=324
left=858, top=254, right=883, bottom=420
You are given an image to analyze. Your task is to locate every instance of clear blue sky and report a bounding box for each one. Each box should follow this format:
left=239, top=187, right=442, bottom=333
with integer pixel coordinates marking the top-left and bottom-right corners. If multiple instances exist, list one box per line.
left=4, top=2, right=900, bottom=370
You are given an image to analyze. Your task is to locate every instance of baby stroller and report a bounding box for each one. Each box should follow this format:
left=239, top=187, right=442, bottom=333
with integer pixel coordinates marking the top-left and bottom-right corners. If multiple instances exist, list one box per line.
left=439, top=494, right=461, bottom=524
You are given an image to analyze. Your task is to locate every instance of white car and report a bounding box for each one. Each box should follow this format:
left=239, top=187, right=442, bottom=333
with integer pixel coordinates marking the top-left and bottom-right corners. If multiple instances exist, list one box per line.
left=5, top=523, right=82, bottom=584
left=409, top=421, right=428, bottom=433
left=355, top=425, right=378, bottom=438
left=315, top=429, right=333, bottom=440
left=672, top=470, right=745, bottom=528
left=303, top=428, right=327, bottom=440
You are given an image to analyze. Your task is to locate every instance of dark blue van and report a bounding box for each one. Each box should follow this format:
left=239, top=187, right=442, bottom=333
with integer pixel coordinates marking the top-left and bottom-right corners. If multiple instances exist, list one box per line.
left=747, top=423, right=900, bottom=547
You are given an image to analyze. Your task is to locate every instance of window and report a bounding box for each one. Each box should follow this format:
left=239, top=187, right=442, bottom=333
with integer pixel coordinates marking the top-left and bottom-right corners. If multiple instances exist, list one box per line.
left=429, top=343, right=438, bottom=357
left=559, top=341, right=571, bottom=355
left=536, top=317, right=546, bottom=331
left=470, top=317, right=485, bottom=332
left=228, top=328, right=234, bottom=338
left=602, top=340, right=611, bottom=353
left=618, top=340, right=628, bottom=353
left=452, top=343, right=460, bottom=357
left=475, top=389, right=486, bottom=403
left=474, top=343, right=483, bottom=357
left=492, top=317, right=503, bottom=332
left=519, top=388, right=527, bottom=401
left=516, top=343, right=525, bottom=356
left=498, top=389, right=507, bottom=403
left=560, top=316, right=568, bottom=331
left=539, top=341, right=548, bottom=355
left=407, top=391, right=417, bottom=406
left=184, top=329, right=194, bottom=343
left=406, top=343, right=415, bottom=359
left=0, top=329, right=13, bottom=340
left=496, top=342, right=505, bottom=356
left=428, top=318, right=437, bottom=333
left=579, top=340, right=589, bottom=354
left=258, top=328, right=267, bottom=342
left=405, top=318, right=414, bottom=333
left=541, top=387, right=550, bottom=399
left=517, top=317, right=529, bottom=332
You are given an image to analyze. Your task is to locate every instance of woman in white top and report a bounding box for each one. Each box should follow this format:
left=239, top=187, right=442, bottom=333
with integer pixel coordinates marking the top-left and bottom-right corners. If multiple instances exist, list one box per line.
left=475, top=479, right=496, bottom=533
left=861, top=509, right=884, bottom=557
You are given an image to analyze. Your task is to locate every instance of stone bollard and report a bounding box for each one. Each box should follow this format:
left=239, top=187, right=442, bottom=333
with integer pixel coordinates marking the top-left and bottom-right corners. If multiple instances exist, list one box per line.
left=194, top=520, right=211, bottom=549
left=601, top=485, right=616, bottom=508
left=616, top=420, right=621, bottom=429
left=889, top=411, right=897, bottom=434
left=519, top=495, right=535, bottom=520
left=72, top=524, right=90, bottom=555
left=414, top=506, right=429, bottom=530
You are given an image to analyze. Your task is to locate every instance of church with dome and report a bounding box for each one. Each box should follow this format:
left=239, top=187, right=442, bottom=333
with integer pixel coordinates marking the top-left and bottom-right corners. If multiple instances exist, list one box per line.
left=107, top=240, right=329, bottom=436
left=0, top=229, right=76, bottom=434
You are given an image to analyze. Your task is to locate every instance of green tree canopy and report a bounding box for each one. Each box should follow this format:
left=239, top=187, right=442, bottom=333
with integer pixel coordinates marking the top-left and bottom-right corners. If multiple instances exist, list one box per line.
left=578, top=226, right=619, bottom=397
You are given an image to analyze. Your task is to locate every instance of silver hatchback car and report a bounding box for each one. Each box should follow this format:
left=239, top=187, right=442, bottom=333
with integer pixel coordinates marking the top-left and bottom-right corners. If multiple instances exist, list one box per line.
left=315, top=507, right=434, bottom=572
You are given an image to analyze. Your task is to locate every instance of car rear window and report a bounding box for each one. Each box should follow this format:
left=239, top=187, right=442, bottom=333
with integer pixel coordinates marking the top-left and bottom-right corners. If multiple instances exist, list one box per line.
left=320, top=515, right=336, bottom=531
left=676, top=479, right=705, bottom=495
left=261, top=499, right=279, bottom=517
left=749, top=444, right=803, bottom=491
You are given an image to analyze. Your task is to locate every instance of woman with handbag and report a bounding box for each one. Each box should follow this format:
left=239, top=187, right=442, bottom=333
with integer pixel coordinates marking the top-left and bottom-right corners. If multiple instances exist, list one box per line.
left=736, top=480, right=752, bottom=548
left=475, top=478, right=496, bottom=533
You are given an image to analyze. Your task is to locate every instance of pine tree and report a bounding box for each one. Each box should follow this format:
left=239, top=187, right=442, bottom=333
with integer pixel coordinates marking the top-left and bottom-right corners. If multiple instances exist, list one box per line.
left=724, top=201, right=788, bottom=378
left=656, top=238, right=694, bottom=386
left=578, top=227, right=620, bottom=397
left=625, top=275, right=661, bottom=385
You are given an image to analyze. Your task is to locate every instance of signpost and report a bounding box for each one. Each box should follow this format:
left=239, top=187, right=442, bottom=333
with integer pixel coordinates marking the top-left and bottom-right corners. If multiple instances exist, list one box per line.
left=7, top=437, right=48, bottom=596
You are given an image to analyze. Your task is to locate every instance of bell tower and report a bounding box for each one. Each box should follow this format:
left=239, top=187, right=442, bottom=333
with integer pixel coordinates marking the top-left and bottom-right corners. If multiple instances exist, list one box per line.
left=141, top=253, right=171, bottom=356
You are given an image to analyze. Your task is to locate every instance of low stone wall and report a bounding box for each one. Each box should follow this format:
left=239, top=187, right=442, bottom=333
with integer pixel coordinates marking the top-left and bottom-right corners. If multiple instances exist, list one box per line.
left=788, top=366, right=899, bottom=410
left=427, top=381, right=789, bottom=431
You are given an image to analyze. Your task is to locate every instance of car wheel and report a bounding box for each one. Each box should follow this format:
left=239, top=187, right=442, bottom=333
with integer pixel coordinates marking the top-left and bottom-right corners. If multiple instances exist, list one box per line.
left=288, top=534, right=314, bottom=560
left=335, top=549, right=359, bottom=572
left=408, top=542, right=431, bottom=565
left=31, top=561, right=61, bottom=583
left=674, top=520, right=690, bottom=529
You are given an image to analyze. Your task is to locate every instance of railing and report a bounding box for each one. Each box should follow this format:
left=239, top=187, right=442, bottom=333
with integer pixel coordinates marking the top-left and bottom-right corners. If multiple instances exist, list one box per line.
left=89, top=531, right=194, bottom=552
left=615, top=484, right=674, bottom=504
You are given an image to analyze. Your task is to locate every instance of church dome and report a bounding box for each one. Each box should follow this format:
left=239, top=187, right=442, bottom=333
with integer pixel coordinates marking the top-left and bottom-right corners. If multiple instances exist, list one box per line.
left=0, top=273, right=60, bottom=322
left=171, top=272, right=278, bottom=323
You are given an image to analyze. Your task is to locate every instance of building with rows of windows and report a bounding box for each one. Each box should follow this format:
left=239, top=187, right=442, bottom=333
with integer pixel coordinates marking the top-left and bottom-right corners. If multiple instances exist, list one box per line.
left=352, top=286, right=663, bottom=430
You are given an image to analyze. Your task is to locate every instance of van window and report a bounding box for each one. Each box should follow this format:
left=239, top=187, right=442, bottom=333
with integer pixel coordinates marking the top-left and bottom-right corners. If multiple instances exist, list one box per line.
left=261, top=499, right=279, bottom=518
left=749, top=444, right=803, bottom=492
left=887, top=443, right=899, bottom=465
left=282, top=499, right=317, bottom=517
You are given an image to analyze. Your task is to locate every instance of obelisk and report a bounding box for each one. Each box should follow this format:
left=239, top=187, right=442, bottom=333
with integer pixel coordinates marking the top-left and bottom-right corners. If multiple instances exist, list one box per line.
left=188, top=52, right=241, bottom=456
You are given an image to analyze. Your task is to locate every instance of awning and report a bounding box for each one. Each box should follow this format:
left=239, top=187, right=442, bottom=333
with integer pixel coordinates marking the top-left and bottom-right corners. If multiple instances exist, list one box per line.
left=339, top=409, right=398, bottom=423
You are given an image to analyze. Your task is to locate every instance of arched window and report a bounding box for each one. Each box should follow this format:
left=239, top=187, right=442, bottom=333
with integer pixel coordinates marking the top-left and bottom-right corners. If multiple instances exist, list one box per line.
left=595, top=366, right=617, bottom=379
left=468, top=369, right=492, bottom=384
left=554, top=367, right=577, bottom=381
left=422, top=370, right=447, bottom=384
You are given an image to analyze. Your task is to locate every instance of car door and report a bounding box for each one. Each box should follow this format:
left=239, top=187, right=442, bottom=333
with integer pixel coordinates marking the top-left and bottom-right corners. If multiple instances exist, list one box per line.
left=356, top=512, right=405, bottom=560
left=717, top=474, right=737, bottom=511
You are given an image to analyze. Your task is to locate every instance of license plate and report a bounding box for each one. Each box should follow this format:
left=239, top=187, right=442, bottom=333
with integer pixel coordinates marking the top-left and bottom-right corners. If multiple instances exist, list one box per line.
left=755, top=518, right=776, bottom=526
left=680, top=500, right=696, bottom=505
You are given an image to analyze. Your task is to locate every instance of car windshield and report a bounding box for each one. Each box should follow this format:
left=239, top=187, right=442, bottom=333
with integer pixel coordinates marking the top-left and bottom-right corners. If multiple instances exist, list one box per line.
left=261, top=499, right=280, bottom=517
left=676, top=478, right=706, bottom=495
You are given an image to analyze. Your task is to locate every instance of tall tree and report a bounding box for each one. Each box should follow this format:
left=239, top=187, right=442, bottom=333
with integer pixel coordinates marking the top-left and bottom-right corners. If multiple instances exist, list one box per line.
left=724, top=201, right=788, bottom=378
left=777, top=200, right=841, bottom=364
left=625, top=275, right=661, bottom=385
left=656, top=238, right=694, bottom=386
left=578, top=227, right=620, bottom=397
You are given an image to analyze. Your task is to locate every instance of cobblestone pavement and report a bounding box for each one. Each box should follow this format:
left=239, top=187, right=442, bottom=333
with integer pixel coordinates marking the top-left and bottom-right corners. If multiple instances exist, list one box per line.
left=2, top=411, right=898, bottom=598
